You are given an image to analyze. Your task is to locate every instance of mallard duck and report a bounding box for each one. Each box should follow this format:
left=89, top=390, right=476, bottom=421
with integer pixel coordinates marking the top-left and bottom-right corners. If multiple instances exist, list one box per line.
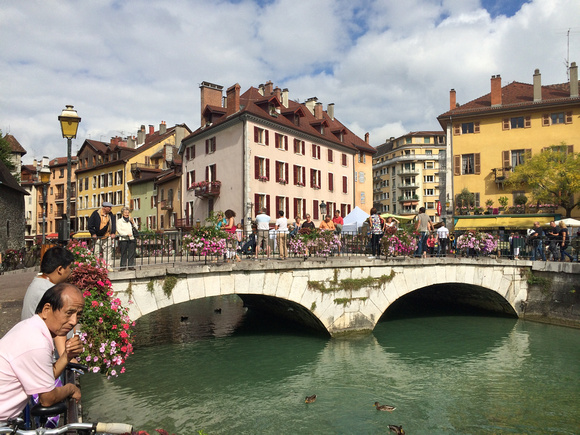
left=305, top=394, right=317, bottom=403
left=388, top=424, right=405, bottom=434
left=374, top=402, right=396, bottom=411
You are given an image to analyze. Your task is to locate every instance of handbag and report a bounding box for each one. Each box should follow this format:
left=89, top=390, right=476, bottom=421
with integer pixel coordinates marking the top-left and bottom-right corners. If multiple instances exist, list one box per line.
left=132, top=225, right=139, bottom=237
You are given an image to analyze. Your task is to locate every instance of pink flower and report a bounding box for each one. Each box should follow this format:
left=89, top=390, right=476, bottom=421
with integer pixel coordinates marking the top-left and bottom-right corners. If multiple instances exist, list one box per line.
left=91, top=300, right=99, bottom=308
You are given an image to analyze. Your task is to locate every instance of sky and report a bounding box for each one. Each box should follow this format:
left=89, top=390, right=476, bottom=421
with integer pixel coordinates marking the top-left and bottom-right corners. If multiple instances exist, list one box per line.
left=1, top=0, right=579, bottom=165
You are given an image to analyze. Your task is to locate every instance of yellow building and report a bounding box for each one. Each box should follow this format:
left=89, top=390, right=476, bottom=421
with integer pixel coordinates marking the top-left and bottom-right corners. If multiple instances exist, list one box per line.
left=438, top=64, right=580, bottom=218
left=372, top=132, right=446, bottom=222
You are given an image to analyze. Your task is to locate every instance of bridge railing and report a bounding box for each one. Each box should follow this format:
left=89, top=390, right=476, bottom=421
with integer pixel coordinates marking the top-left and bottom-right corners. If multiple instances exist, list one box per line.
left=61, top=230, right=580, bottom=270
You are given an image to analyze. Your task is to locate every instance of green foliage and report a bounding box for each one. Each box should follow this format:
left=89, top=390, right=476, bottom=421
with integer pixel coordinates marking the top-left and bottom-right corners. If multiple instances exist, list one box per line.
left=498, top=196, right=509, bottom=208
left=307, top=272, right=395, bottom=293
left=163, top=275, right=178, bottom=298
left=507, top=143, right=580, bottom=217
left=0, top=132, right=16, bottom=172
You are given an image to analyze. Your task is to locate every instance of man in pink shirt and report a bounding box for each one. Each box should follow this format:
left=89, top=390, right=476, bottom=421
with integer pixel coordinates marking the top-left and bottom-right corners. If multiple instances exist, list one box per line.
left=0, top=283, right=83, bottom=423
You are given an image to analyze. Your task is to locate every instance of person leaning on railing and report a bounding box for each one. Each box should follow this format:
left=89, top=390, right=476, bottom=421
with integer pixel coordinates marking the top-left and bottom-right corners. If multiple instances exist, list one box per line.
left=116, top=207, right=138, bottom=271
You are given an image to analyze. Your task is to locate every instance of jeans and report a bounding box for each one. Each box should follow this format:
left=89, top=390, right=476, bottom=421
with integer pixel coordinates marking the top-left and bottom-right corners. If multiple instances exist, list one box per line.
left=560, top=244, right=573, bottom=261
left=531, top=239, right=546, bottom=261
left=371, top=233, right=382, bottom=256
left=416, top=232, right=429, bottom=256
left=119, top=239, right=136, bottom=267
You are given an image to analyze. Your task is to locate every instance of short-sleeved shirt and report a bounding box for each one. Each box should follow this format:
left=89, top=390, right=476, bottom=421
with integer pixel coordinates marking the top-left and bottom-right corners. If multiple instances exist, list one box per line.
left=275, top=217, right=288, bottom=233
left=417, top=213, right=432, bottom=232
left=21, top=277, right=53, bottom=321
left=255, top=213, right=271, bottom=231
left=437, top=226, right=449, bottom=239
left=0, top=315, right=55, bottom=420
left=333, top=216, right=344, bottom=225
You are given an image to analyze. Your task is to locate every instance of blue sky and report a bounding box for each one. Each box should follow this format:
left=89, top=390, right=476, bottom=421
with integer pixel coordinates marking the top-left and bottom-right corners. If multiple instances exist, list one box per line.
left=0, top=0, right=578, bottom=163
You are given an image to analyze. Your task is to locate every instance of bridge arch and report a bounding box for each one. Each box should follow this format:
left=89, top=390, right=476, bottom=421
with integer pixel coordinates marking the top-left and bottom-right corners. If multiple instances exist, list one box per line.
left=111, top=258, right=529, bottom=336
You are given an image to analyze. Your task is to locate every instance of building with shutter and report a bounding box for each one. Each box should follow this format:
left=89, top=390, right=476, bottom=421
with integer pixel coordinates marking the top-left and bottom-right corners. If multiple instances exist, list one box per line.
left=372, top=132, right=446, bottom=222
left=180, top=81, right=376, bottom=228
left=437, top=63, right=580, bottom=216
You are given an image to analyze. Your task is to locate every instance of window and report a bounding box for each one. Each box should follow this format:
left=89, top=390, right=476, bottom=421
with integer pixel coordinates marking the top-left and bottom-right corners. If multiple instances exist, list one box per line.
left=405, top=137, right=412, bottom=144
left=293, top=165, right=306, bottom=186
left=312, top=144, right=321, bottom=160
left=187, top=170, right=196, bottom=188
left=205, top=137, right=216, bottom=154
left=116, top=191, right=122, bottom=205
left=275, top=133, right=288, bottom=150
left=185, top=145, right=196, bottom=160
left=543, top=112, right=572, bottom=126
left=328, top=173, right=334, bottom=192
left=254, top=193, right=270, bottom=216
left=502, top=149, right=530, bottom=170
left=115, top=170, right=123, bottom=185
left=424, top=137, right=430, bottom=144
left=358, top=151, right=366, bottom=163
left=275, top=196, right=289, bottom=215
left=206, top=164, right=217, bottom=182
left=454, top=153, right=480, bottom=175
left=511, top=149, right=526, bottom=168
left=310, top=169, right=321, bottom=189
left=341, top=153, right=347, bottom=166
left=424, top=188, right=435, bottom=196
left=424, top=175, right=434, bottom=183
left=424, top=162, right=434, bottom=169
left=275, top=161, right=288, bottom=184
left=254, top=127, right=269, bottom=145
left=59, top=168, right=64, bottom=178
left=132, top=198, right=141, bottom=210
left=294, top=139, right=305, bottom=155
left=425, top=150, right=432, bottom=155
left=454, top=121, right=480, bottom=135
left=426, top=202, right=435, bottom=209
left=108, top=172, right=113, bottom=186
left=255, top=157, right=269, bottom=181
left=293, top=197, right=306, bottom=219
left=342, top=176, right=348, bottom=194
left=328, top=149, right=333, bottom=163
left=511, top=117, right=524, bottom=129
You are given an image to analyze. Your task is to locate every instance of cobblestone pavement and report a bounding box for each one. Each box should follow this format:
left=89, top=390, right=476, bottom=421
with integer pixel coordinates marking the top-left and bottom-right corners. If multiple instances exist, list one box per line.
left=0, top=268, right=38, bottom=337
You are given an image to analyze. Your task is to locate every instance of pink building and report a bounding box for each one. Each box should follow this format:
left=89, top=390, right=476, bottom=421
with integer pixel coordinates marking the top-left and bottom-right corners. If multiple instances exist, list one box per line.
left=180, top=81, right=375, bottom=227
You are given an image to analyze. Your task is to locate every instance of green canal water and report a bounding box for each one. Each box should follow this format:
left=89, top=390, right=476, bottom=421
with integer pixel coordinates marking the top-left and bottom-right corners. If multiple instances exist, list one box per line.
left=80, top=295, right=580, bottom=434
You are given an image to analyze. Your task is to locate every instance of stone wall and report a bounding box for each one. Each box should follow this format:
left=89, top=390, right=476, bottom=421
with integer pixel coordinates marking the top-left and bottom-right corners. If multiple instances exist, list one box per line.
left=0, top=186, right=26, bottom=252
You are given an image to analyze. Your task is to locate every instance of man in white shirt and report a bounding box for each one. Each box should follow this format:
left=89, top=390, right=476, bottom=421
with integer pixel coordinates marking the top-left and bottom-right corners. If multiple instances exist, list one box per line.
left=436, top=220, right=449, bottom=257
left=275, top=210, right=289, bottom=260
left=254, top=208, right=271, bottom=259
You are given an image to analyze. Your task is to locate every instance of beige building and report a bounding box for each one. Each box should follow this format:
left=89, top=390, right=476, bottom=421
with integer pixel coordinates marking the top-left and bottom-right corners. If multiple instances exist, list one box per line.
left=373, top=132, right=446, bottom=222
left=180, top=81, right=376, bottom=227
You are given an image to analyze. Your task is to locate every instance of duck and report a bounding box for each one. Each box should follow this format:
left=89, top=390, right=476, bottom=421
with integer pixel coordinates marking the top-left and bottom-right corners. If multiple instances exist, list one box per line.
left=388, top=425, right=405, bottom=434
left=180, top=316, right=188, bottom=322
left=214, top=308, right=222, bottom=314
left=374, top=402, right=396, bottom=411
left=305, top=394, right=317, bottom=404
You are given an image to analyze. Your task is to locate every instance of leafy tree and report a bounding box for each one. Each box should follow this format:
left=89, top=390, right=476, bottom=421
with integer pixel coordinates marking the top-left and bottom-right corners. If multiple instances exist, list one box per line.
left=0, top=131, right=16, bottom=172
left=507, top=144, right=580, bottom=217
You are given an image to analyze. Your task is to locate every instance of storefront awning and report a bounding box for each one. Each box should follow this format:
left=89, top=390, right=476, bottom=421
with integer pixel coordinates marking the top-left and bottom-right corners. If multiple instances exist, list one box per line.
left=380, top=213, right=415, bottom=222
left=454, top=215, right=556, bottom=230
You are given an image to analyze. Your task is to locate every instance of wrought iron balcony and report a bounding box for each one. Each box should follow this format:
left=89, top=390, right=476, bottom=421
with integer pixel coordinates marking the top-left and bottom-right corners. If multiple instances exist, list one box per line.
left=191, top=181, right=221, bottom=198
left=160, top=200, right=173, bottom=210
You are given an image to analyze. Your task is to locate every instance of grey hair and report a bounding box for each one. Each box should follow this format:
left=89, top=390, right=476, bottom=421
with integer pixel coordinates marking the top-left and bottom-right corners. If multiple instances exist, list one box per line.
left=121, top=206, right=131, bottom=213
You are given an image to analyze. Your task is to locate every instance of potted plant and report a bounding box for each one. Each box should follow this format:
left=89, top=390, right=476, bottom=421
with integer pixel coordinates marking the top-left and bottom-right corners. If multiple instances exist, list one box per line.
left=498, top=196, right=509, bottom=212
left=514, top=194, right=528, bottom=214
left=485, top=199, right=494, bottom=214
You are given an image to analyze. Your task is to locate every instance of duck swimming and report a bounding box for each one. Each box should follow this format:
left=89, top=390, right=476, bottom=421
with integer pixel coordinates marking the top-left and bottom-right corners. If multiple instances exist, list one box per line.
left=305, top=394, right=317, bottom=403
left=388, top=424, right=405, bottom=434
left=374, top=402, right=396, bottom=411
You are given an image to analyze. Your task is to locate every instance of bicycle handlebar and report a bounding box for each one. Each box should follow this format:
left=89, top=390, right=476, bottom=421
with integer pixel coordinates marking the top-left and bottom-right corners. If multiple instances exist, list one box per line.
left=0, top=421, right=133, bottom=434
left=95, top=422, right=134, bottom=433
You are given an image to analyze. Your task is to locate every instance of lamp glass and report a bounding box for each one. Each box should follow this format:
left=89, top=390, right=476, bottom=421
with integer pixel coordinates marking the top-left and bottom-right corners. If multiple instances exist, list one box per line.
left=319, top=201, right=327, bottom=216
left=58, top=105, right=81, bottom=139
left=39, top=168, right=51, bottom=184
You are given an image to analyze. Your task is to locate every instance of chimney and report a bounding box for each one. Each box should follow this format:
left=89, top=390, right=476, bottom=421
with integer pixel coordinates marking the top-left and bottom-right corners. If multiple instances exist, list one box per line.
left=327, top=103, right=335, bottom=120
left=163, top=144, right=173, bottom=165
left=491, top=75, right=502, bottom=106
left=304, top=97, right=317, bottom=115
left=450, top=89, right=456, bottom=110
left=282, top=88, right=289, bottom=108
left=314, top=102, right=323, bottom=120
left=110, top=136, right=119, bottom=147
left=137, top=125, right=146, bottom=145
left=274, top=87, right=281, bottom=102
left=159, top=121, right=167, bottom=135
left=148, top=125, right=154, bottom=135
left=533, top=69, right=542, bottom=102
left=226, top=83, right=241, bottom=116
left=570, top=61, right=579, bottom=98
left=200, top=81, right=224, bottom=126
left=264, top=80, right=273, bottom=95
left=258, top=84, right=265, bottom=96
left=126, top=136, right=136, bottom=149
left=365, top=132, right=370, bottom=144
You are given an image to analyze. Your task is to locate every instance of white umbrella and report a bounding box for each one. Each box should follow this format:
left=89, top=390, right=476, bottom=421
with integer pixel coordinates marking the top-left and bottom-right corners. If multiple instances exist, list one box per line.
left=554, top=218, right=580, bottom=227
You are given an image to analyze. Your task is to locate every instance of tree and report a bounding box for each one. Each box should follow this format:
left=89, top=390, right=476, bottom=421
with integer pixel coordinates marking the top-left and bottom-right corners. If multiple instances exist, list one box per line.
left=0, top=131, right=16, bottom=172
left=507, top=144, right=580, bottom=217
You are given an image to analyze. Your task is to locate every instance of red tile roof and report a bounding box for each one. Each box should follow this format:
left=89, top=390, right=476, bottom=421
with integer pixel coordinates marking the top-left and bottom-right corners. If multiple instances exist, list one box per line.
left=185, top=83, right=376, bottom=154
left=4, top=134, right=27, bottom=155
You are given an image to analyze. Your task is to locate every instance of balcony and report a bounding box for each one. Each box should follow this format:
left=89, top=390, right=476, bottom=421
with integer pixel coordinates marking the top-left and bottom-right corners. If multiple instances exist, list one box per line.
left=399, top=183, right=419, bottom=189
left=398, top=169, right=420, bottom=176
left=191, top=181, right=221, bottom=199
left=175, top=218, right=194, bottom=231
left=160, top=200, right=173, bottom=210
left=398, top=195, right=419, bottom=205
left=492, top=167, right=511, bottom=187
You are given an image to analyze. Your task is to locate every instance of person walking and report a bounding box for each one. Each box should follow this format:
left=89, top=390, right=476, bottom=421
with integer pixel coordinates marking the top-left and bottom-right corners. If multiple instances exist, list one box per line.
left=545, top=221, right=560, bottom=261
left=558, top=221, right=574, bottom=262
left=528, top=221, right=546, bottom=261
left=436, top=220, right=449, bottom=257
left=255, top=208, right=271, bottom=259
left=415, top=207, right=433, bottom=258
left=275, top=210, right=289, bottom=260
left=88, top=202, right=116, bottom=270
left=116, top=207, right=138, bottom=271
left=367, top=208, right=384, bottom=259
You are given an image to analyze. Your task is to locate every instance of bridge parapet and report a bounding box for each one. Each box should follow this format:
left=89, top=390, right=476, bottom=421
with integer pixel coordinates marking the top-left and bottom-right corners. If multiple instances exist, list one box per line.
left=109, top=258, right=579, bottom=336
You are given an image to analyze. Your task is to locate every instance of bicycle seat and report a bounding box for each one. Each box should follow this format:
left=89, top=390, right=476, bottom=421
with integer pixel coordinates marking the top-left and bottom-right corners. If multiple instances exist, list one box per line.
left=30, top=401, right=67, bottom=417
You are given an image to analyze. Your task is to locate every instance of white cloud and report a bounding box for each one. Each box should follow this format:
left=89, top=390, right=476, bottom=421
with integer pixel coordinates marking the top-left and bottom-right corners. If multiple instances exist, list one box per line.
left=0, top=0, right=579, bottom=164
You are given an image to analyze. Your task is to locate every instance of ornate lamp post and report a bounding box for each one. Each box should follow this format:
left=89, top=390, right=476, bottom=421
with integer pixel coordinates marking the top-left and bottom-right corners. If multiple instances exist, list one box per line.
left=39, top=166, right=51, bottom=245
left=319, top=200, right=327, bottom=219
left=58, top=105, right=81, bottom=241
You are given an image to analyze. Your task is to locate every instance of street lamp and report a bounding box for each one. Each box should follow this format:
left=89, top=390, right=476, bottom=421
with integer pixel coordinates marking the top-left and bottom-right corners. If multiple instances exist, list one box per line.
left=58, top=105, right=81, bottom=242
left=319, top=200, right=327, bottom=219
left=39, top=166, right=51, bottom=245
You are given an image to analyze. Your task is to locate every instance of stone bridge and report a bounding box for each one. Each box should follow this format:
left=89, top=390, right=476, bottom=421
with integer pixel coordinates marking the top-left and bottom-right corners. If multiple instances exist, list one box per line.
left=110, top=258, right=580, bottom=336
